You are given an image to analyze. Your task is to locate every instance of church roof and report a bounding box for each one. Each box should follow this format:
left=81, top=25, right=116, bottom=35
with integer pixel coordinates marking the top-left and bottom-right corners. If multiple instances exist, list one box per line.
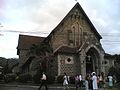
left=104, top=53, right=115, bottom=59
left=45, top=2, right=102, bottom=41
left=17, top=34, right=45, bottom=50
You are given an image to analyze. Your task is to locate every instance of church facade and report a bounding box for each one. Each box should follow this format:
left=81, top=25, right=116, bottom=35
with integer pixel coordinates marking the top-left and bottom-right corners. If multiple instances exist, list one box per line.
left=17, top=3, right=105, bottom=78
left=44, top=3, right=105, bottom=77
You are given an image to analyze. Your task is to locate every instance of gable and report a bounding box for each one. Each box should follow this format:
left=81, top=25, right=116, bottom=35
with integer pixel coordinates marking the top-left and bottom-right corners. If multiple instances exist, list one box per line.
left=45, top=2, right=102, bottom=41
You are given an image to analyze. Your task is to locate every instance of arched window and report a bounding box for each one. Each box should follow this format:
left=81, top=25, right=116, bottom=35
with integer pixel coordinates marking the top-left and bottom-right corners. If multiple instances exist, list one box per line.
left=68, top=30, right=73, bottom=46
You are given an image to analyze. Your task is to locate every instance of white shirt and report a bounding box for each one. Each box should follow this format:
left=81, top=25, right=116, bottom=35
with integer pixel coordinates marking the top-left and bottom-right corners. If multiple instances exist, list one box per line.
left=79, top=75, right=82, bottom=81
left=108, top=76, right=113, bottom=81
left=41, top=74, right=46, bottom=80
left=63, top=75, right=68, bottom=85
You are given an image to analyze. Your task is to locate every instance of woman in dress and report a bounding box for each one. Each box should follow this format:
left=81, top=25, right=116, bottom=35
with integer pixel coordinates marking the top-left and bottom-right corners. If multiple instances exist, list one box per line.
left=108, top=75, right=113, bottom=88
left=92, top=72, right=98, bottom=90
left=63, top=73, right=69, bottom=89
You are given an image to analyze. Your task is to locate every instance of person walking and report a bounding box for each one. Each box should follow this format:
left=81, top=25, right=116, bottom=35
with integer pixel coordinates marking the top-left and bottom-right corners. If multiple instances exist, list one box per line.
left=63, top=72, right=69, bottom=89
left=92, top=72, right=98, bottom=90
left=39, top=72, right=48, bottom=90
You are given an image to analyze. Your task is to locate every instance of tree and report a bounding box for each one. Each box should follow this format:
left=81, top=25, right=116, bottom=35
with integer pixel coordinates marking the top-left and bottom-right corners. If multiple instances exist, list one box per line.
left=28, top=42, right=55, bottom=83
left=0, top=57, right=18, bottom=75
left=108, top=54, right=120, bottom=83
left=29, top=42, right=53, bottom=73
left=29, top=42, right=52, bottom=56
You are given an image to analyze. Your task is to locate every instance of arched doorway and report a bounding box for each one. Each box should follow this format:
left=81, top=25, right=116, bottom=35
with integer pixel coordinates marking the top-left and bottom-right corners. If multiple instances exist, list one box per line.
left=86, top=47, right=100, bottom=75
left=86, top=54, right=93, bottom=74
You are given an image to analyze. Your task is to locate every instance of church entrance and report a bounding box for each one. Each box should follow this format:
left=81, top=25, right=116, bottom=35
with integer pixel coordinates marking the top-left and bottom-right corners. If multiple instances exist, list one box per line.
left=85, top=47, right=100, bottom=75
left=86, top=55, right=93, bottom=74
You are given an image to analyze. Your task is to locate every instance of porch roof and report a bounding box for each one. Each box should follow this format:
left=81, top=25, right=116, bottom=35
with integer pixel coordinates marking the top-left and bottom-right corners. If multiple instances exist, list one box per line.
left=54, top=46, right=77, bottom=54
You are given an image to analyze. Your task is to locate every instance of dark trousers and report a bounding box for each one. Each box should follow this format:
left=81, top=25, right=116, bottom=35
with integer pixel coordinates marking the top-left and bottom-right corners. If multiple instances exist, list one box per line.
left=75, top=81, right=82, bottom=90
left=39, top=80, right=48, bottom=90
left=89, top=80, right=93, bottom=90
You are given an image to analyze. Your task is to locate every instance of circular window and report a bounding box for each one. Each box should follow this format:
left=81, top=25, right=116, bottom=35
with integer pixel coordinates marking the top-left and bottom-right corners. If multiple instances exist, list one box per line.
left=67, top=58, right=71, bottom=62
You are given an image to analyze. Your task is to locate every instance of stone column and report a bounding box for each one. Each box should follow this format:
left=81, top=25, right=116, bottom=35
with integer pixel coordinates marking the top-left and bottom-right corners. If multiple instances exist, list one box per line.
left=58, top=55, right=61, bottom=76
left=79, top=52, right=86, bottom=79
left=100, top=53, right=105, bottom=73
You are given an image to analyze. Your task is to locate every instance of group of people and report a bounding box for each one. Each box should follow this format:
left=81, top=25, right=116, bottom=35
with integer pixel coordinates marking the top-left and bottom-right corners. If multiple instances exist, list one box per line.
left=38, top=72, right=114, bottom=90
left=63, top=72, right=114, bottom=90
left=74, top=72, right=99, bottom=90
left=63, top=72, right=100, bottom=90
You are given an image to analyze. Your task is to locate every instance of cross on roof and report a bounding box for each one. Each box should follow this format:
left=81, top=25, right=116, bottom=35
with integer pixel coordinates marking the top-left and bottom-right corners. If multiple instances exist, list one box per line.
left=75, top=0, right=78, bottom=2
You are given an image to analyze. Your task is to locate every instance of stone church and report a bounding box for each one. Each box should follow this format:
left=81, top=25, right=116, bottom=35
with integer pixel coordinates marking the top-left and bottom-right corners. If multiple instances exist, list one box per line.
left=17, top=3, right=105, bottom=78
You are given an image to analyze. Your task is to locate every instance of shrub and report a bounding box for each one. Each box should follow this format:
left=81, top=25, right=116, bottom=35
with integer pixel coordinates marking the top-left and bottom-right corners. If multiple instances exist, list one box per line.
left=47, top=75, right=55, bottom=84
left=18, top=74, right=32, bottom=83
left=57, top=75, right=64, bottom=83
left=108, top=66, right=120, bottom=83
left=69, top=76, right=75, bottom=84
left=33, top=73, right=41, bottom=84
left=4, top=73, right=16, bottom=83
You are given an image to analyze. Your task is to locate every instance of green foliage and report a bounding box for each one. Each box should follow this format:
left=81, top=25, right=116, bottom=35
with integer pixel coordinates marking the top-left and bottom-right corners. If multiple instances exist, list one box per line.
left=107, top=54, right=120, bottom=83
left=32, top=68, right=42, bottom=84
left=69, top=76, right=75, bottom=84
left=17, top=74, right=32, bottom=83
left=4, top=73, right=16, bottom=83
left=29, top=43, right=52, bottom=56
left=112, top=54, right=120, bottom=64
left=0, top=57, right=6, bottom=66
left=108, top=65, right=120, bottom=82
left=0, top=57, right=18, bottom=74
left=57, top=75, right=64, bottom=83
left=29, top=42, right=54, bottom=76
left=33, top=73, right=41, bottom=84
left=47, top=75, right=55, bottom=84
left=108, top=66, right=116, bottom=76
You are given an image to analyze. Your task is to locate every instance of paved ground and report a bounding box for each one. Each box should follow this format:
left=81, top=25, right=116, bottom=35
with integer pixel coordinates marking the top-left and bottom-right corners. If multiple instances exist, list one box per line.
left=0, top=82, right=119, bottom=90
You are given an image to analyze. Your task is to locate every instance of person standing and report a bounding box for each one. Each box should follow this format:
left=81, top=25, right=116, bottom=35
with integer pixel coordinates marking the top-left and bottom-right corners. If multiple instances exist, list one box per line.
left=79, top=74, right=83, bottom=89
left=99, top=72, right=105, bottom=88
left=75, top=74, right=80, bottom=90
left=85, top=75, right=89, bottom=90
left=63, top=72, right=69, bottom=89
left=92, top=72, right=98, bottom=90
left=108, top=75, right=113, bottom=88
left=39, top=72, right=48, bottom=90
left=87, top=73, right=92, bottom=90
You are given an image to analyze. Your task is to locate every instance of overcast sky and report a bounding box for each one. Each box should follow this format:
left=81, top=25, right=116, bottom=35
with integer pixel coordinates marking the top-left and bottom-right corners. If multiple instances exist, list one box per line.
left=0, top=0, right=120, bottom=58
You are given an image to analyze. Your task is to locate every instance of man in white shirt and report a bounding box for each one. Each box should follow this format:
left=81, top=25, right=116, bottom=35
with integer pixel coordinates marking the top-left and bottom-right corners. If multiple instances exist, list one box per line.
left=39, top=72, right=48, bottom=90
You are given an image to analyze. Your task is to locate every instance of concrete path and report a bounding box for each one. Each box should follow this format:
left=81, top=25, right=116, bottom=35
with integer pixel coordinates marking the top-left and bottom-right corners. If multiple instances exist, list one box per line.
left=0, top=82, right=119, bottom=90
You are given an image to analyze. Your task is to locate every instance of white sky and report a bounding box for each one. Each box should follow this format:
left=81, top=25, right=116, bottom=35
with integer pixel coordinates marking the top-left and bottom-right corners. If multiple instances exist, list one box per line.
left=0, top=0, right=120, bottom=58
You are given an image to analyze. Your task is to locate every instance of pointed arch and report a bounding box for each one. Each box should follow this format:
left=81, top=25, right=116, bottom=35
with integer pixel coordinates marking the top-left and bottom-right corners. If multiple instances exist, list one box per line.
left=84, top=44, right=102, bottom=75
